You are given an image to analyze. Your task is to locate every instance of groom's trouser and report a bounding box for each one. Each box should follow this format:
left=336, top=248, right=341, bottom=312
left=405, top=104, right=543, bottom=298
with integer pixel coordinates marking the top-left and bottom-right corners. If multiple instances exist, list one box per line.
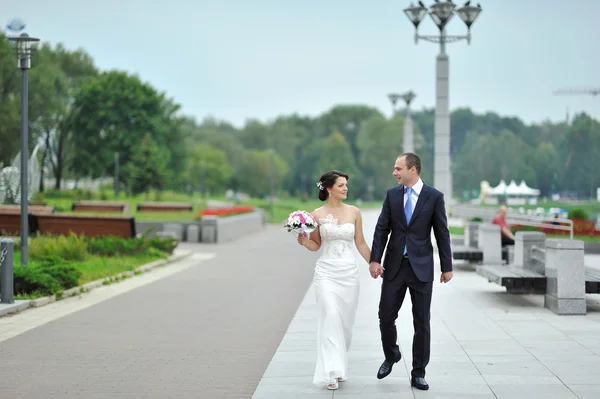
left=378, top=255, right=432, bottom=378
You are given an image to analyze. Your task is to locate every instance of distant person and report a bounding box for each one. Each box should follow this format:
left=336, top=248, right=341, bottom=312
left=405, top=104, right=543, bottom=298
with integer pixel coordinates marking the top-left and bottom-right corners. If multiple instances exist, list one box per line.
left=492, top=206, right=516, bottom=246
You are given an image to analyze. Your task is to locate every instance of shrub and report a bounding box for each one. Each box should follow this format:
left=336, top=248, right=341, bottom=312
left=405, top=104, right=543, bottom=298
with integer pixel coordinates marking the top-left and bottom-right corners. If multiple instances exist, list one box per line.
left=85, top=234, right=177, bottom=256
left=568, top=208, right=589, bottom=221
left=29, top=234, right=88, bottom=261
left=13, top=261, right=81, bottom=296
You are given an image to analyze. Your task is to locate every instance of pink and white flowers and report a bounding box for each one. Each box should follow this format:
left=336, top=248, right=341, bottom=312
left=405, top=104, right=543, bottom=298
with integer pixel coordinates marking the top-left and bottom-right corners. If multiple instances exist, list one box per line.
left=284, top=210, right=318, bottom=234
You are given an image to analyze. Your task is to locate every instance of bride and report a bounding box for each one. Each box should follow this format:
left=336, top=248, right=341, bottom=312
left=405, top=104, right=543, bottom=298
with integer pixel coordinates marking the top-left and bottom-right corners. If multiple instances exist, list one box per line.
left=297, top=170, right=371, bottom=390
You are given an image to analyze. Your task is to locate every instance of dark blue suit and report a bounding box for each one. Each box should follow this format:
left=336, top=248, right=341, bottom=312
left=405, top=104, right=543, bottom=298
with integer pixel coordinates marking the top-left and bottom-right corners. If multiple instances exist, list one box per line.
left=370, top=183, right=452, bottom=378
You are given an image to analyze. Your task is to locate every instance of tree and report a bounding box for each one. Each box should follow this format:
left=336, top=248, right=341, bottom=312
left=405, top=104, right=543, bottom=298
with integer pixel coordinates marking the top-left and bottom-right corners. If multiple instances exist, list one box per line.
left=237, top=150, right=289, bottom=196
left=314, top=131, right=361, bottom=198
left=70, top=71, right=178, bottom=181
left=187, top=143, right=234, bottom=195
left=124, top=134, right=170, bottom=197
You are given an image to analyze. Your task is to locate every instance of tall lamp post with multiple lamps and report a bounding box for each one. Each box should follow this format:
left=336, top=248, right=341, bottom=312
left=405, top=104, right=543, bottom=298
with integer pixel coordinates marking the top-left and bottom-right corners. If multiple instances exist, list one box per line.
left=7, top=21, right=40, bottom=266
left=388, top=91, right=416, bottom=153
left=403, top=0, right=482, bottom=205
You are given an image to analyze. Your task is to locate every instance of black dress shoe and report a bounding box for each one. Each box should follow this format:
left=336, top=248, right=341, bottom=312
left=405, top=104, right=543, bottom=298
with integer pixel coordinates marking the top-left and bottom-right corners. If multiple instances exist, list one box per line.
left=411, top=377, right=429, bottom=390
left=377, top=354, right=401, bottom=379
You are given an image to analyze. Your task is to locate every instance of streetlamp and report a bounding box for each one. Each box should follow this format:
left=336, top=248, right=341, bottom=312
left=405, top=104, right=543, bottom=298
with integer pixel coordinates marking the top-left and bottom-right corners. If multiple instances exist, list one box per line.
left=387, top=92, right=402, bottom=116
left=401, top=91, right=416, bottom=153
left=403, top=1, right=482, bottom=204
left=268, top=149, right=275, bottom=218
left=388, top=91, right=417, bottom=153
left=8, top=25, right=40, bottom=266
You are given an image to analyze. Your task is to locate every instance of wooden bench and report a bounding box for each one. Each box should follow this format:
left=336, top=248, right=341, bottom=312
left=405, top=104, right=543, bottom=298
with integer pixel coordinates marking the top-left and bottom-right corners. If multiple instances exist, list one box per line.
left=72, top=201, right=129, bottom=213
left=0, top=205, right=55, bottom=215
left=136, top=202, right=193, bottom=212
left=476, top=233, right=600, bottom=315
left=36, top=214, right=136, bottom=238
left=0, top=213, right=36, bottom=235
left=585, top=268, right=600, bottom=294
left=478, top=264, right=600, bottom=295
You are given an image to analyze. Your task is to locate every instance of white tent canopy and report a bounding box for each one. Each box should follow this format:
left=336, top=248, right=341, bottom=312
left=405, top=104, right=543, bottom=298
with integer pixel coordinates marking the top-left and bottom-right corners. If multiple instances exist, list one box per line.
left=489, top=180, right=540, bottom=197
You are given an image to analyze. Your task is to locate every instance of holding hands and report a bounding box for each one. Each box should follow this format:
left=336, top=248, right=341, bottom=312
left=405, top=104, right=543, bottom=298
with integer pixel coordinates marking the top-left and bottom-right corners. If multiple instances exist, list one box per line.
left=369, top=262, right=384, bottom=279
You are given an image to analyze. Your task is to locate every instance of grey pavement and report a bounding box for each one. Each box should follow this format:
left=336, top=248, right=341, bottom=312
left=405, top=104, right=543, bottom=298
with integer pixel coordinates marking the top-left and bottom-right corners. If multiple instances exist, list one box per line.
left=252, top=210, right=600, bottom=399
left=0, top=225, right=319, bottom=399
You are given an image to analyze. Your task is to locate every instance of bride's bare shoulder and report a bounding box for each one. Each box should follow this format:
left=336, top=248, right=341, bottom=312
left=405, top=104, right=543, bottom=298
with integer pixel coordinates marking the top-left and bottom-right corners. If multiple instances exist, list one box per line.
left=312, top=207, right=328, bottom=220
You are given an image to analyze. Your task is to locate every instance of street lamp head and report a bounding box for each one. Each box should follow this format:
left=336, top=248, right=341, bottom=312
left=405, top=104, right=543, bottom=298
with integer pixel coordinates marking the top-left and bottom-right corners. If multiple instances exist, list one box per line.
left=403, top=3, right=428, bottom=29
left=388, top=93, right=402, bottom=107
left=401, top=91, right=416, bottom=106
left=428, top=1, right=456, bottom=31
left=7, top=33, right=40, bottom=70
left=456, top=3, right=482, bottom=30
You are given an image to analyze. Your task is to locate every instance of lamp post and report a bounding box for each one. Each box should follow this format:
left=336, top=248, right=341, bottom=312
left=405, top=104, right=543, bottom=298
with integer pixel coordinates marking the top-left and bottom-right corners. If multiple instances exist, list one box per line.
left=8, top=26, right=40, bottom=266
left=401, top=91, right=416, bottom=153
left=388, top=91, right=416, bottom=153
left=403, top=1, right=482, bottom=204
left=268, top=149, right=275, bottom=218
left=387, top=93, right=402, bottom=116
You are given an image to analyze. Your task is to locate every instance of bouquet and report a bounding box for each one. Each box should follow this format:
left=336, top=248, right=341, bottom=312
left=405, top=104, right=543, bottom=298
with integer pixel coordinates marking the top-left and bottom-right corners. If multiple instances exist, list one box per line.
left=284, top=210, right=318, bottom=237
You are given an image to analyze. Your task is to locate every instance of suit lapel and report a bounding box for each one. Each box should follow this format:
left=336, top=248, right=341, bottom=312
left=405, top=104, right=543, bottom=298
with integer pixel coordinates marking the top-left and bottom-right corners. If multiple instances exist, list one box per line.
left=408, top=184, right=431, bottom=227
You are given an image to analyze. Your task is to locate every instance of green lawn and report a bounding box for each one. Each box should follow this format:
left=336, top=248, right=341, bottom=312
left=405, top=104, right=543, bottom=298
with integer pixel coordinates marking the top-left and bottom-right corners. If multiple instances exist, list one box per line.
left=12, top=249, right=169, bottom=300
left=40, top=190, right=385, bottom=224
left=240, top=197, right=383, bottom=224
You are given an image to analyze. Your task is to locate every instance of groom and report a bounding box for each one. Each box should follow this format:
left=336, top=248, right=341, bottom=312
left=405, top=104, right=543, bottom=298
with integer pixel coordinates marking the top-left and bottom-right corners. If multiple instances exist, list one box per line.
left=369, top=152, right=453, bottom=391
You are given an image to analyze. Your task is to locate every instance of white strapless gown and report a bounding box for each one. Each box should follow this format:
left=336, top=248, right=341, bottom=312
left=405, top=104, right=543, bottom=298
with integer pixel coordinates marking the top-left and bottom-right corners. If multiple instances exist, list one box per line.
left=312, top=214, right=360, bottom=387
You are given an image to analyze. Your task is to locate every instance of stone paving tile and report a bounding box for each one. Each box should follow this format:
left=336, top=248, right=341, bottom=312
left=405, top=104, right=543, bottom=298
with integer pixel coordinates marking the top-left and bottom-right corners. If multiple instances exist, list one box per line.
left=252, top=210, right=600, bottom=399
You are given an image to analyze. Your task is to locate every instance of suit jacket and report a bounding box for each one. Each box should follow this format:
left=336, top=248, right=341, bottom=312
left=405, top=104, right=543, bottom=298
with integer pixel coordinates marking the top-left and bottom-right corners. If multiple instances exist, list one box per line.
left=370, top=183, right=453, bottom=282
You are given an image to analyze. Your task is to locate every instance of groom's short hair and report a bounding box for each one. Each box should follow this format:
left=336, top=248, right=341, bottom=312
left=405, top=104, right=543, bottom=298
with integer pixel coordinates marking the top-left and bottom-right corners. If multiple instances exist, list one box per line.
left=400, top=152, right=421, bottom=175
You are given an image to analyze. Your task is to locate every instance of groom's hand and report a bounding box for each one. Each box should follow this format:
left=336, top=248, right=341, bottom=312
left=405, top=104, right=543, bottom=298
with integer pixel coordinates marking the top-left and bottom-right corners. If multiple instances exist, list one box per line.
left=369, top=262, right=384, bottom=279
left=440, top=271, right=453, bottom=283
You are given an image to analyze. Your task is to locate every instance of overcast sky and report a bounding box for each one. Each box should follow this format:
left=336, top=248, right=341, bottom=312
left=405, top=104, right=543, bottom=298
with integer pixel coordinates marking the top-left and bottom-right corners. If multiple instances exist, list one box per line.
left=3, top=0, right=599, bottom=127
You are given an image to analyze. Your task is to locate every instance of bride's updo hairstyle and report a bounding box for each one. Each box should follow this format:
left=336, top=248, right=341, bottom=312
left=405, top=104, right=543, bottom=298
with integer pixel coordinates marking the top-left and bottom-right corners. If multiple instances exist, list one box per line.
left=316, top=170, right=349, bottom=201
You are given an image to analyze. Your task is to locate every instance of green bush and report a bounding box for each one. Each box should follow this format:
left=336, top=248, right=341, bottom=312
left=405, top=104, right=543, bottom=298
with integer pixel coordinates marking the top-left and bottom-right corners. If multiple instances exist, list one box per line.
left=85, top=235, right=177, bottom=256
left=29, top=234, right=88, bottom=261
left=568, top=208, right=589, bottom=220
left=13, top=261, right=81, bottom=296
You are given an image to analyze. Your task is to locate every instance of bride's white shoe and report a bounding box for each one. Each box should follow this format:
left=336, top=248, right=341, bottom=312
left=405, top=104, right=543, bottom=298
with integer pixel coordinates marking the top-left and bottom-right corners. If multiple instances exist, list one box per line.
left=337, top=376, right=347, bottom=382
left=327, top=381, right=339, bottom=390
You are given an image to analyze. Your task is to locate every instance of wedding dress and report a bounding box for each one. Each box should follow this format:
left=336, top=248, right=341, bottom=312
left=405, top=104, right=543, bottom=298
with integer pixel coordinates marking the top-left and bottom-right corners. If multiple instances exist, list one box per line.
left=312, top=214, right=360, bottom=387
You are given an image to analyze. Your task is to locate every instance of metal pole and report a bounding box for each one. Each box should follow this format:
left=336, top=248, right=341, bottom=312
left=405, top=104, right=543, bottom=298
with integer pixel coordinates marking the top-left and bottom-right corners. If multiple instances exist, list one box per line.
left=200, top=161, right=206, bottom=199
left=403, top=106, right=414, bottom=153
left=434, top=28, right=452, bottom=205
left=1, top=239, right=15, bottom=304
left=269, top=150, right=275, bottom=218
left=114, top=152, right=120, bottom=198
left=20, top=69, right=29, bottom=266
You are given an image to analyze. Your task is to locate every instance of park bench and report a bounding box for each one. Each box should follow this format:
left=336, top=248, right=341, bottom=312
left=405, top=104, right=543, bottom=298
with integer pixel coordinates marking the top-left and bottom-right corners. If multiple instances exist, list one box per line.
left=36, top=214, right=136, bottom=238
left=476, top=231, right=600, bottom=315
left=0, top=205, right=55, bottom=235
left=452, top=223, right=512, bottom=264
left=0, top=204, right=55, bottom=215
left=136, top=202, right=193, bottom=212
left=72, top=200, right=129, bottom=213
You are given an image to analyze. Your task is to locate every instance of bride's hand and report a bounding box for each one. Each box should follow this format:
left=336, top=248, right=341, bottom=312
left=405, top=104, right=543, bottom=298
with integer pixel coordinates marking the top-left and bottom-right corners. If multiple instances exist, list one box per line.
left=297, top=232, right=308, bottom=246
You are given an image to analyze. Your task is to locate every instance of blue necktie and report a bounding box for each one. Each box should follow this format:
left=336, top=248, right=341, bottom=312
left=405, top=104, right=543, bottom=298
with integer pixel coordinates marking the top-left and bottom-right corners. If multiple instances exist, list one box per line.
left=404, top=187, right=413, bottom=255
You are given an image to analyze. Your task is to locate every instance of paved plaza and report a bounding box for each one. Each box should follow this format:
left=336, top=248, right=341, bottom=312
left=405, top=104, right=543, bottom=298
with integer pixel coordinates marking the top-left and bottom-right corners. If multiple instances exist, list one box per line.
left=0, top=210, right=599, bottom=398
left=252, top=211, right=600, bottom=399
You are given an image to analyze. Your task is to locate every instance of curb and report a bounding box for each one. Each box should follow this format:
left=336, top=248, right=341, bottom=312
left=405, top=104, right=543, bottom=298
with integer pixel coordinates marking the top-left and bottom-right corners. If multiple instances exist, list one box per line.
left=0, top=250, right=194, bottom=317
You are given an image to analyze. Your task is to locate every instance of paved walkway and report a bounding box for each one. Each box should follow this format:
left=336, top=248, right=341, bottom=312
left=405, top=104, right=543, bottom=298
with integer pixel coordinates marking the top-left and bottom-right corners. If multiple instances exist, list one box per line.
left=252, top=210, right=600, bottom=399
left=0, top=226, right=320, bottom=398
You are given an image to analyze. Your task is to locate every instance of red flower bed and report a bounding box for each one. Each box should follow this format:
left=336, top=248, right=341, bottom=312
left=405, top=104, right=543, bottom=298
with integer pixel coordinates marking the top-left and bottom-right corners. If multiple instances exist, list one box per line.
left=199, top=206, right=255, bottom=217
